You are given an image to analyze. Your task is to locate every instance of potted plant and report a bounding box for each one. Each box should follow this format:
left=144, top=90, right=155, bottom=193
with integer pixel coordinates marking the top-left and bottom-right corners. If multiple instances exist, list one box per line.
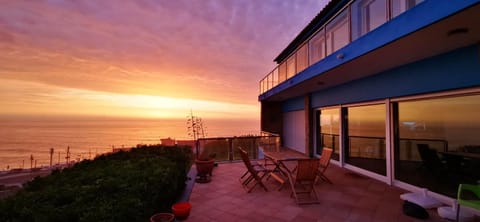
left=195, top=152, right=216, bottom=183
left=172, top=202, right=192, bottom=220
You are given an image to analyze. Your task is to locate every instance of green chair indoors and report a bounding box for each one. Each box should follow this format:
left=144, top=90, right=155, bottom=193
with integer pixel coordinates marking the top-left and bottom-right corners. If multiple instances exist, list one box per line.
left=456, top=183, right=480, bottom=221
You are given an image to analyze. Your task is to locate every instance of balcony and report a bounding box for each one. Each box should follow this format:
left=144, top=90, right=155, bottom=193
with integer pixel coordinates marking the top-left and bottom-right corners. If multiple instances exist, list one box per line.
left=258, top=0, right=480, bottom=101
left=194, top=133, right=280, bottom=161
left=259, top=0, right=427, bottom=96
left=185, top=161, right=449, bottom=221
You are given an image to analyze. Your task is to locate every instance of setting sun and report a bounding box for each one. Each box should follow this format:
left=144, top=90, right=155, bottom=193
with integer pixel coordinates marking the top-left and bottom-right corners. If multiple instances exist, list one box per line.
left=0, top=79, right=258, bottom=119
left=0, top=0, right=325, bottom=173
left=0, top=1, right=323, bottom=121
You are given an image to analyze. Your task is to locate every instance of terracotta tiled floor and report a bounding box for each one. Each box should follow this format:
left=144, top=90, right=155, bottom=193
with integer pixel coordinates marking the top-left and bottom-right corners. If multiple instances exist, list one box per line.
left=186, top=162, right=457, bottom=222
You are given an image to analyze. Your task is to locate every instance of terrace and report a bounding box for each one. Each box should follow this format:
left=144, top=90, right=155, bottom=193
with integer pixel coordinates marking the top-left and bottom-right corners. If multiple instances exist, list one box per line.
left=185, top=161, right=449, bottom=222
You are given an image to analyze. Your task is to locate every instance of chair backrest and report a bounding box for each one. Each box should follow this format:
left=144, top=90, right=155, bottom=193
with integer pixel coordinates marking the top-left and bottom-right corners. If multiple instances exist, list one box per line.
left=238, top=147, right=254, bottom=170
left=417, top=144, right=431, bottom=162
left=295, top=159, right=320, bottom=182
left=319, top=147, right=333, bottom=170
left=417, top=144, right=443, bottom=170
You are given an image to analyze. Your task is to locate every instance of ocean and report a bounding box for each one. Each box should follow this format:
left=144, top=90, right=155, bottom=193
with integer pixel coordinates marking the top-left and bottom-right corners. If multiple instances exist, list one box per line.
left=0, top=117, right=259, bottom=170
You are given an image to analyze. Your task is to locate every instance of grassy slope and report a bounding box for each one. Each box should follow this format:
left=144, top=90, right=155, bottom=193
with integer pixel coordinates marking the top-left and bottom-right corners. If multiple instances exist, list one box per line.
left=0, top=145, right=192, bottom=222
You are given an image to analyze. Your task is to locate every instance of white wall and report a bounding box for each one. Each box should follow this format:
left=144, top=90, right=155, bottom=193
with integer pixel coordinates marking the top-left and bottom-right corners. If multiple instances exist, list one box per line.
left=283, top=110, right=306, bottom=153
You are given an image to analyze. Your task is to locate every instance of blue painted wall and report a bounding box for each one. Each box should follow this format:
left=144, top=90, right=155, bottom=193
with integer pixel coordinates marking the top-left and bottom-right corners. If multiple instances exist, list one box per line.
left=282, top=96, right=304, bottom=112
left=311, top=44, right=480, bottom=108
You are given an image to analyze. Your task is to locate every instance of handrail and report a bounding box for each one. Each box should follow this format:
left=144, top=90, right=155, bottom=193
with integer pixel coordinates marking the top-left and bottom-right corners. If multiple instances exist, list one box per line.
left=258, top=0, right=424, bottom=95
left=260, top=131, right=280, bottom=137
left=318, top=133, right=449, bottom=158
left=195, top=135, right=280, bottom=161
left=195, top=133, right=449, bottom=162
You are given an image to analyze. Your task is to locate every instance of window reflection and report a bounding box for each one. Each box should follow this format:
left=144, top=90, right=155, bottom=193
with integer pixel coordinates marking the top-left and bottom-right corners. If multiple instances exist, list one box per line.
left=352, top=0, right=387, bottom=40
left=395, top=95, right=480, bottom=197
left=296, top=44, right=309, bottom=73
left=318, top=108, right=340, bottom=160
left=266, top=73, right=271, bottom=90
left=326, top=10, right=349, bottom=56
left=278, top=62, right=287, bottom=83
left=286, top=56, right=296, bottom=79
left=309, top=29, right=325, bottom=65
left=346, top=104, right=386, bottom=175
left=391, top=0, right=423, bottom=19
left=271, top=68, right=278, bottom=88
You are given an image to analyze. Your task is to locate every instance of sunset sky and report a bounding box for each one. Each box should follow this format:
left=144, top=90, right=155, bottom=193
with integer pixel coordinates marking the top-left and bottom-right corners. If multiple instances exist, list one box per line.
left=0, top=0, right=327, bottom=120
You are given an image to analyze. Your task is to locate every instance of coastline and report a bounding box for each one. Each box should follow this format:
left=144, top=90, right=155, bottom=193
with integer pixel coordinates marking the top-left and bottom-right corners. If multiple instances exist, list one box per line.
left=0, top=166, right=64, bottom=199
left=0, top=117, right=259, bottom=170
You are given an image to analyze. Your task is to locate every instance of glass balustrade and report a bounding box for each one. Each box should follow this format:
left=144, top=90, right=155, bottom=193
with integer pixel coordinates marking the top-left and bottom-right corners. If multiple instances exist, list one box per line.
left=195, top=134, right=280, bottom=162
left=259, top=0, right=424, bottom=94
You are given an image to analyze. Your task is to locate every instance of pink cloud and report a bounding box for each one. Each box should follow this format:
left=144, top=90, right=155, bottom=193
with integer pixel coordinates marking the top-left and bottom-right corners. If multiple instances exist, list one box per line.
left=0, top=0, right=327, bottom=106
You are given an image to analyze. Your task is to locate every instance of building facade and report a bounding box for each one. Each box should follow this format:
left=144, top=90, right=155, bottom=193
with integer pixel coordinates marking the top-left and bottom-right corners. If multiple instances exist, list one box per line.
left=259, top=0, right=480, bottom=202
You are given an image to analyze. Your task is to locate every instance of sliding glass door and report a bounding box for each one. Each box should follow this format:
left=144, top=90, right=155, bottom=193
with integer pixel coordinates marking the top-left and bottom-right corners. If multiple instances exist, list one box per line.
left=345, top=104, right=386, bottom=175
left=317, top=108, right=340, bottom=160
left=314, top=91, right=480, bottom=198
left=394, top=94, right=480, bottom=197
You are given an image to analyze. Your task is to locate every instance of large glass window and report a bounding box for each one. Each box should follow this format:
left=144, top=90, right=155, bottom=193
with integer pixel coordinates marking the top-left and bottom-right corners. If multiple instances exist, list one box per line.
left=326, top=10, right=350, bottom=56
left=286, top=55, right=296, bottom=79
left=309, top=29, right=325, bottom=65
left=391, top=0, right=423, bottom=19
left=345, top=104, right=386, bottom=175
left=394, top=94, right=480, bottom=197
left=296, top=44, right=308, bottom=73
left=351, top=0, right=387, bottom=40
left=317, top=108, right=340, bottom=160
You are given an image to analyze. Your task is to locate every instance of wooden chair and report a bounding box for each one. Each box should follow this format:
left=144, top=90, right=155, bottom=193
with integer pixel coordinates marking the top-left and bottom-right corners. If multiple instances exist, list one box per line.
left=238, top=147, right=262, bottom=180
left=316, top=147, right=333, bottom=184
left=238, top=147, right=269, bottom=193
left=290, top=159, right=320, bottom=204
left=417, top=144, right=449, bottom=179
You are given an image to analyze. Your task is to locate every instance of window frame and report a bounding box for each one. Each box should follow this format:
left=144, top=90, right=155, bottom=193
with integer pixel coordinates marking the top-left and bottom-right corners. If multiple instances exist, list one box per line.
left=326, top=9, right=350, bottom=56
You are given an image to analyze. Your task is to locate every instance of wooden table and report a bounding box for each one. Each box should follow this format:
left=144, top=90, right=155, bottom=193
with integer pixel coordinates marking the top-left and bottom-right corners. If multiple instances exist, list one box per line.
left=439, top=151, right=480, bottom=174
left=440, top=151, right=480, bottom=160
left=263, top=148, right=310, bottom=190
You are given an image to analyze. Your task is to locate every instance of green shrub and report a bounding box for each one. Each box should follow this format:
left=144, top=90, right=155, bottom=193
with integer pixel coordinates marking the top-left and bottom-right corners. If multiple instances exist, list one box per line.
left=0, top=145, right=193, bottom=222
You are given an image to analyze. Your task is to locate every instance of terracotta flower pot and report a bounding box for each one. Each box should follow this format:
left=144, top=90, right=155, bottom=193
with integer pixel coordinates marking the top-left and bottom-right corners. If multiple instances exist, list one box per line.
left=195, top=158, right=214, bottom=183
left=172, top=202, right=192, bottom=220
left=196, top=159, right=214, bottom=175
left=150, top=213, right=175, bottom=222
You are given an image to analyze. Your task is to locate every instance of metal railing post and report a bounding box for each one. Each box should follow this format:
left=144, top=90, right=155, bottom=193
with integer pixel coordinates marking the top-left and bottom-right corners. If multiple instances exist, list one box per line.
left=228, top=138, right=233, bottom=162
left=195, top=139, right=200, bottom=159
left=252, top=137, right=257, bottom=159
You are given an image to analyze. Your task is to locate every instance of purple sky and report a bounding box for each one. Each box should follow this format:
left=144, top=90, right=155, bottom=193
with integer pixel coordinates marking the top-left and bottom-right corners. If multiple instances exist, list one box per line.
left=0, top=0, right=327, bottom=119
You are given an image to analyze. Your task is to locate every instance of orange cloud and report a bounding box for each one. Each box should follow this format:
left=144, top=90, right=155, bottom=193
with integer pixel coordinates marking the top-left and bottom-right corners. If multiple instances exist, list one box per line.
left=0, top=79, right=259, bottom=119
left=0, top=0, right=327, bottom=118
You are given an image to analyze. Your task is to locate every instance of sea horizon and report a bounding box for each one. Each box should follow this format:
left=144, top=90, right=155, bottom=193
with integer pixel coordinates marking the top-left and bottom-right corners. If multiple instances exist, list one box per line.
left=0, top=116, right=260, bottom=170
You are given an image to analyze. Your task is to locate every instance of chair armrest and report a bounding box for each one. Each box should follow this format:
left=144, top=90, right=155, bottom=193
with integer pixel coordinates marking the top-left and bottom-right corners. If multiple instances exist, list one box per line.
left=458, top=184, right=480, bottom=200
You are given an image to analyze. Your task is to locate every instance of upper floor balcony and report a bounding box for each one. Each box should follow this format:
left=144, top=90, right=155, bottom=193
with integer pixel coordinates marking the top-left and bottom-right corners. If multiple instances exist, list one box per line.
left=259, top=0, right=425, bottom=96
left=259, top=0, right=480, bottom=102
